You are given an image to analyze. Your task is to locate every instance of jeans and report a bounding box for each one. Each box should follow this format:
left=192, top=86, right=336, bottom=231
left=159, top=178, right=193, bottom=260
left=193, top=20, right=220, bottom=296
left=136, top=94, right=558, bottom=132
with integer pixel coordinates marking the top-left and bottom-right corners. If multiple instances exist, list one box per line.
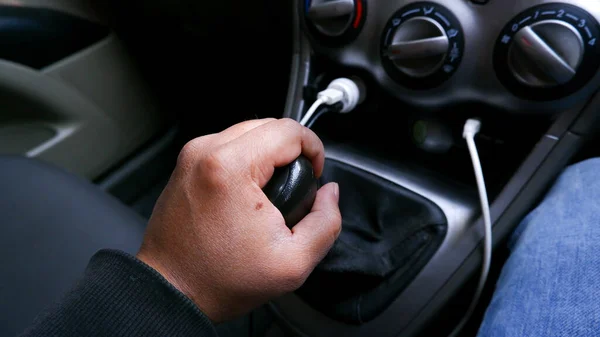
left=477, top=158, right=600, bottom=337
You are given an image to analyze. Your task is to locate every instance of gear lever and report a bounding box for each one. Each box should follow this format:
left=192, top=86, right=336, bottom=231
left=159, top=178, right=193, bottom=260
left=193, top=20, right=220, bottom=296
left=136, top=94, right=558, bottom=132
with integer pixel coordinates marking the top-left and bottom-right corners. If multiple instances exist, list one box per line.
left=263, top=156, right=319, bottom=228
left=262, top=77, right=362, bottom=228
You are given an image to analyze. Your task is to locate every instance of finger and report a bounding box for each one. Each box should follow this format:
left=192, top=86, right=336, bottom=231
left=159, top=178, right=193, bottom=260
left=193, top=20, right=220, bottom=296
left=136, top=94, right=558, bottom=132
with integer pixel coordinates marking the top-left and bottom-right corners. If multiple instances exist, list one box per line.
left=289, top=183, right=342, bottom=268
left=215, top=118, right=276, bottom=145
left=179, top=119, right=273, bottom=158
left=179, top=119, right=275, bottom=164
left=224, top=118, right=326, bottom=187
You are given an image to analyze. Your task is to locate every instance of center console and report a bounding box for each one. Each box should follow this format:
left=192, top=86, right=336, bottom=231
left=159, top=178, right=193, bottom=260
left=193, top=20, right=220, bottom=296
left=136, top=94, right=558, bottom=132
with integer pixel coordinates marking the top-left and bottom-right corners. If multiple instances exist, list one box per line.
left=274, top=1, right=600, bottom=336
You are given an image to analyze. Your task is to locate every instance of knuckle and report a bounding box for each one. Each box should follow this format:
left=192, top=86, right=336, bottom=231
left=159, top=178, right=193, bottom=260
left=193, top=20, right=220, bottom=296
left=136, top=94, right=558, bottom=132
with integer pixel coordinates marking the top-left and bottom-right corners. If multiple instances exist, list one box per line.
left=324, top=227, right=340, bottom=248
left=177, top=139, right=204, bottom=167
left=202, top=148, right=226, bottom=170
left=199, top=148, right=230, bottom=183
left=331, top=211, right=343, bottom=237
left=333, top=209, right=343, bottom=230
left=278, top=118, right=302, bottom=132
left=261, top=117, right=277, bottom=124
left=239, top=118, right=274, bottom=129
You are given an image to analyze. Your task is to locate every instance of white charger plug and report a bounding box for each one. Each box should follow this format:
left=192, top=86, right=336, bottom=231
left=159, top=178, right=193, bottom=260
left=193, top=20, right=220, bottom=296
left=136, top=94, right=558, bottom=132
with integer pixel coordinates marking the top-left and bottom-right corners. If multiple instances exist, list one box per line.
left=300, top=77, right=363, bottom=126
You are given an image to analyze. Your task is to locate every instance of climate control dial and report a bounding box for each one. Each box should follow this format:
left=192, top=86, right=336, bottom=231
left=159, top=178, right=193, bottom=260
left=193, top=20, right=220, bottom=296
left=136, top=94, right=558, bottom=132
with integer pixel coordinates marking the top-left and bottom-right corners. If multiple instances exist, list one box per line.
left=381, top=2, right=464, bottom=90
left=494, top=3, right=600, bottom=100
left=510, top=20, right=583, bottom=87
left=303, top=0, right=366, bottom=45
left=386, top=17, right=449, bottom=78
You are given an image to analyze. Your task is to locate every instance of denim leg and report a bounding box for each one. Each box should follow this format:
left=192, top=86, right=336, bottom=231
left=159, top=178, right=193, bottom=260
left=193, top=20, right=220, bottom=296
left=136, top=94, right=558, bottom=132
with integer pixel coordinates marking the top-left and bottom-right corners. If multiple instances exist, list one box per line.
left=477, top=158, right=600, bottom=337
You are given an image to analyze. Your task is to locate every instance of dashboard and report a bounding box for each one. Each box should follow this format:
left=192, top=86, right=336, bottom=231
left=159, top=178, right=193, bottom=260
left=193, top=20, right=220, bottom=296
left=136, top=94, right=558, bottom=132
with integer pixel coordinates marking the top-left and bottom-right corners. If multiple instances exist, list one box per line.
left=301, top=0, right=600, bottom=113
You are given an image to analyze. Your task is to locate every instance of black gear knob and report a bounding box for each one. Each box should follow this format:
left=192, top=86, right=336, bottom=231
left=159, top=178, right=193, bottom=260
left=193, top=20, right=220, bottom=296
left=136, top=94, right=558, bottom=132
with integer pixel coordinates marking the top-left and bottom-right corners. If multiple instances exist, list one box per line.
left=262, top=156, right=319, bottom=228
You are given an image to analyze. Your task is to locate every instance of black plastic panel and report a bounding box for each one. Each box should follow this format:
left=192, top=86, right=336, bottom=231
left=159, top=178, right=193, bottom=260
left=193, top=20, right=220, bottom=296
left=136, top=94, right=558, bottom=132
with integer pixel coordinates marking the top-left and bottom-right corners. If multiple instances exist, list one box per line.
left=0, top=6, right=109, bottom=69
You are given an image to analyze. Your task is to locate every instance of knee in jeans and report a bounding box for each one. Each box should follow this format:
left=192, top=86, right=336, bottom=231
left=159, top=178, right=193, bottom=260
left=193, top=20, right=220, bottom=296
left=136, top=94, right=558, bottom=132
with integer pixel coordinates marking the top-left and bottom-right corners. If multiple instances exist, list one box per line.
left=509, top=158, right=600, bottom=249
left=549, top=157, right=600, bottom=200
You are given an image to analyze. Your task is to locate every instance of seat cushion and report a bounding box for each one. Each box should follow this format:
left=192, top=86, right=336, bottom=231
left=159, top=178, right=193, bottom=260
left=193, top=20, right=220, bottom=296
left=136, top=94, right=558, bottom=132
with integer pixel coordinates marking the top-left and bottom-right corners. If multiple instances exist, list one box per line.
left=0, top=156, right=146, bottom=337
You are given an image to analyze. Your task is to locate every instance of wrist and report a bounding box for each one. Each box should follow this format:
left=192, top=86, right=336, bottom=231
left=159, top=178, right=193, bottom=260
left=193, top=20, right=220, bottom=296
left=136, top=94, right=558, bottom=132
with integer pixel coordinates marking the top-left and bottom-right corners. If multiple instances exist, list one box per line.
left=136, top=250, right=224, bottom=323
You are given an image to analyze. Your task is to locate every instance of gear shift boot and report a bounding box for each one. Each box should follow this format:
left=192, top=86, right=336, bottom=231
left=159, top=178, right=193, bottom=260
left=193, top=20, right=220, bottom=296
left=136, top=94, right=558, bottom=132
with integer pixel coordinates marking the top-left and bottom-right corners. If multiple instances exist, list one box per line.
left=296, top=159, right=448, bottom=324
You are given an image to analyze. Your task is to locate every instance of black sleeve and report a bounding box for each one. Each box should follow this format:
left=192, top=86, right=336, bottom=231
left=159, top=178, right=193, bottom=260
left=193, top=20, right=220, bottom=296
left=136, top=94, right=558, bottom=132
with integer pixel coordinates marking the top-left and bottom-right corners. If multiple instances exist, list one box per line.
left=19, top=249, right=218, bottom=337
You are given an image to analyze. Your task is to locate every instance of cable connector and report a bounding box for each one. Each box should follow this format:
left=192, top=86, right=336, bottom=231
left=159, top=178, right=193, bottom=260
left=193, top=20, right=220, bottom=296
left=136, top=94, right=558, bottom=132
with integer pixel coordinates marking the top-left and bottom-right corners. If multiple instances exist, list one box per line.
left=300, top=77, right=363, bottom=126
left=318, top=78, right=361, bottom=113
left=317, top=88, right=345, bottom=105
left=463, top=118, right=482, bottom=138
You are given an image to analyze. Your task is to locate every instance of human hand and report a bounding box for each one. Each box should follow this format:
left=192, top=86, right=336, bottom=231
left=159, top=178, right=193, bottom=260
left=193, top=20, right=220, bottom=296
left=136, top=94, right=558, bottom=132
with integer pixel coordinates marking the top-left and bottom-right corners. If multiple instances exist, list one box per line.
left=137, top=118, right=342, bottom=323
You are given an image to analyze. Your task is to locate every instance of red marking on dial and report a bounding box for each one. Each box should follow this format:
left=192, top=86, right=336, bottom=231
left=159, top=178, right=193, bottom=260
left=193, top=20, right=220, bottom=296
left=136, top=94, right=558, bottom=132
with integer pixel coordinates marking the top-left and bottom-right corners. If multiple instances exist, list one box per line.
left=352, top=0, right=363, bottom=29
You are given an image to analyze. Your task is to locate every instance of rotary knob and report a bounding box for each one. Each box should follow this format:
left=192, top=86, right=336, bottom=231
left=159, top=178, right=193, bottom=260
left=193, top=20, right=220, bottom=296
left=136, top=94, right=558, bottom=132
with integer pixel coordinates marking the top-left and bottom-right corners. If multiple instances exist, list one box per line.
left=494, top=3, right=600, bottom=100
left=381, top=2, right=464, bottom=89
left=304, top=0, right=366, bottom=43
left=307, top=0, right=354, bottom=37
left=509, top=20, right=584, bottom=87
left=386, top=17, right=449, bottom=78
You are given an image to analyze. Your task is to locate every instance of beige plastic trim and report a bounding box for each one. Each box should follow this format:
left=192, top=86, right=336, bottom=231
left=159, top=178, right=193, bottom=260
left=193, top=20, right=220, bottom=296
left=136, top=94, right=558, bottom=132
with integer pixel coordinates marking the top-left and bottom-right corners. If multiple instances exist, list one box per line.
left=0, top=34, right=169, bottom=179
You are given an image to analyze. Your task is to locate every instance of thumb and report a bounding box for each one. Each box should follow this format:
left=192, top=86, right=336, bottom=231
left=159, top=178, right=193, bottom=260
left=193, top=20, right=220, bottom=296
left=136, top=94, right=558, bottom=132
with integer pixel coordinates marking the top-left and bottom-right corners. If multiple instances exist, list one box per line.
left=290, top=182, right=342, bottom=267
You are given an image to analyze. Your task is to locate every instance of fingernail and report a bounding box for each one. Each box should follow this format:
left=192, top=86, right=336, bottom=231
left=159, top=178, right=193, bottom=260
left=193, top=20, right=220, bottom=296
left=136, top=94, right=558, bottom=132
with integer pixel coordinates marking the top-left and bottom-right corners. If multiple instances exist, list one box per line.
left=333, top=183, right=339, bottom=201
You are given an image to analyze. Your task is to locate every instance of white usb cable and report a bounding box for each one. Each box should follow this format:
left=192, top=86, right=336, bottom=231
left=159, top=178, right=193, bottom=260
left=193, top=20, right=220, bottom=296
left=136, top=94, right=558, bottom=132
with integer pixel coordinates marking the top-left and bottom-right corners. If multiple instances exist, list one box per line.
left=299, top=78, right=361, bottom=126
left=300, top=98, right=326, bottom=126
left=449, top=118, right=492, bottom=337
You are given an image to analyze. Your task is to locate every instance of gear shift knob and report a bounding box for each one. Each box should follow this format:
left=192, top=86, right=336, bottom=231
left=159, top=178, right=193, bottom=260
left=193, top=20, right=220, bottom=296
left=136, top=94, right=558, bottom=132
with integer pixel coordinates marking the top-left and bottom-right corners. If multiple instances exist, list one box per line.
left=262, top=156, right=319, bottom=228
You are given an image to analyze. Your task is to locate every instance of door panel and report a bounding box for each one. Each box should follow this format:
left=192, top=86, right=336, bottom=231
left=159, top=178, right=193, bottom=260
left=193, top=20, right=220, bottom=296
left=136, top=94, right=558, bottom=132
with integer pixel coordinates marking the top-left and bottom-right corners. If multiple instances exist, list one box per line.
left=0, top=3, right=170, bottom=179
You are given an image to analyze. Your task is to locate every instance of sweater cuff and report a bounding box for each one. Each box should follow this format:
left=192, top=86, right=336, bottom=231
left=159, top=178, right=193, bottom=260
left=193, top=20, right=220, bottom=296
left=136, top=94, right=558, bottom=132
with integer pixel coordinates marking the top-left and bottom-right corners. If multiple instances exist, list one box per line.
left=25, top=249, right=217, bottom=337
